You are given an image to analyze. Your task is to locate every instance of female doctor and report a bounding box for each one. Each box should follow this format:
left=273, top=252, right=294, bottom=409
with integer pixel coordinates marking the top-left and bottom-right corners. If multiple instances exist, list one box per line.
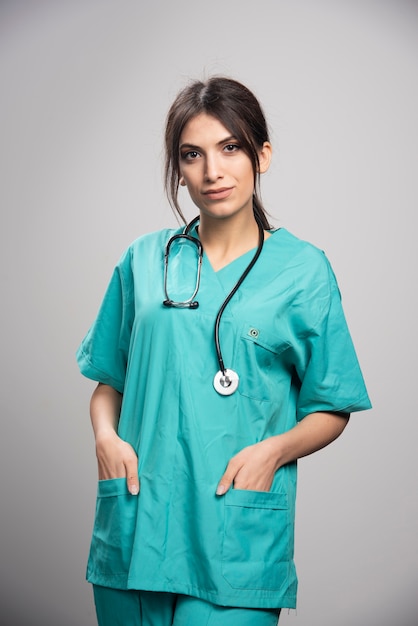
left=77, top=76, right=371, bottom=626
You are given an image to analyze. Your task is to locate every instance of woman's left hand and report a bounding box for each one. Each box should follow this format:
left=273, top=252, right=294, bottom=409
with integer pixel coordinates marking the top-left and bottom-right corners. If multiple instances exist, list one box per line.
left=216, top=438, right=280, bottom=495
left=215, top=412, right=350, bottom=496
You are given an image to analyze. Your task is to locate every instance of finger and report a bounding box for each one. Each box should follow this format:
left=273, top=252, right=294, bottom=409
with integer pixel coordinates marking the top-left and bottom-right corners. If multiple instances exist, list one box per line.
left=216, top=459, right=241, bottom=496
left=125, top=459, right=140, bottom=496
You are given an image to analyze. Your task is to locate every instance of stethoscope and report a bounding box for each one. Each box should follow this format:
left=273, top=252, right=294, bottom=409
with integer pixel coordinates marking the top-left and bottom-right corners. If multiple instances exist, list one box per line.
left=163, top=214, right=265, bottom=396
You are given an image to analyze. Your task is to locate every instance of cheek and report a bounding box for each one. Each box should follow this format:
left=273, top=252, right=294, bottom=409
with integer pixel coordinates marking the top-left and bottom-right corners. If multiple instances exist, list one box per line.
left=181, top=178, right=200, bottom=204
left=235, top=158, right=255, bottom=187
left=182, top=178, right=195, bottom=194
left=179, top=169, right=197, bottom=190
left=241, top=168, right=256, bottom=193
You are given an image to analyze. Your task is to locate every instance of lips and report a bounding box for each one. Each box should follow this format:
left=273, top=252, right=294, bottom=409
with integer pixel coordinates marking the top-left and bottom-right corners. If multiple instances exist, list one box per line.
left=202, top=187, right=233, bottom=200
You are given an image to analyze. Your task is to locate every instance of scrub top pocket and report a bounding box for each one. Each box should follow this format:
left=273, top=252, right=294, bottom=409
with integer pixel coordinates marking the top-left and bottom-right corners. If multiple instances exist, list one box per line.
left=222, top=489, right=290, bottom=591
left=237, top=324, right=290, bottom=402
left=87, top=478, right=138, bottom=583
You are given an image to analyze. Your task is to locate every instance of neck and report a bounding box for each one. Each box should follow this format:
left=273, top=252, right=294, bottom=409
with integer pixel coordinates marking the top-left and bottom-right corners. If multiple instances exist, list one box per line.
left=197, top=212, right=264, bottom=272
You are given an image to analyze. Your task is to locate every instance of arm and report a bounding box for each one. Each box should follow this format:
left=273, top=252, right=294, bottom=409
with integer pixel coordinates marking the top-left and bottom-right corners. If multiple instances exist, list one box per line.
left=216, top=411, right=349, bottom=495
left=90, top=383, right=139, bottom=495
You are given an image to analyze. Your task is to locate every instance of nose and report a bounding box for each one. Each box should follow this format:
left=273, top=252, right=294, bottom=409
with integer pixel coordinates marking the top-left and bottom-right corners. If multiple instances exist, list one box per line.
left=204, top=153, right=223, bottom=182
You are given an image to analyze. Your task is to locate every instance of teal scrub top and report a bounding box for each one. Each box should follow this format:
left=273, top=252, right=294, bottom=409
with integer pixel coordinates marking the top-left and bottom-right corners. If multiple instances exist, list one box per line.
left=77, top=225, right=371, bottom=610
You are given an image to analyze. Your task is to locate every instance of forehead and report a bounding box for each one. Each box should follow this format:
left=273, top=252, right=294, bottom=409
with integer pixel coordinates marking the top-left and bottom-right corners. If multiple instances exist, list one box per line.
left=180, top=113, right=233, bottom=145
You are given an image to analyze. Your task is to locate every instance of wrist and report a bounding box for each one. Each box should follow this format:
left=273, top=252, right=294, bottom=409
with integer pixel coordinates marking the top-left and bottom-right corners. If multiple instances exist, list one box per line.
left=263, top=435, right=286, bottom=472
left=94, top=426, right=118, bottom=443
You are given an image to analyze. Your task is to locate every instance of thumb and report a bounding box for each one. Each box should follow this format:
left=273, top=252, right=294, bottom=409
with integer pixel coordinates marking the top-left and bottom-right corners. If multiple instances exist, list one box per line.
left=125, top=458, right=140, bottom=496
left=216, top=458, right=241, bottom=496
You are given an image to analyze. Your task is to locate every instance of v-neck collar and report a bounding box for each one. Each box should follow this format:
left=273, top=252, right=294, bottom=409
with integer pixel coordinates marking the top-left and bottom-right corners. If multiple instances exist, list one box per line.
left=187, top=221, right=280, bottom=276
left=200, top=230, right=282, bottom=313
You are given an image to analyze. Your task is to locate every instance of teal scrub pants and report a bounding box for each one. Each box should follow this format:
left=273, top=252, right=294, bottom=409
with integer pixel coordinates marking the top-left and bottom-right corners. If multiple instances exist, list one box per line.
left=93, top=586, right=281, bottom=626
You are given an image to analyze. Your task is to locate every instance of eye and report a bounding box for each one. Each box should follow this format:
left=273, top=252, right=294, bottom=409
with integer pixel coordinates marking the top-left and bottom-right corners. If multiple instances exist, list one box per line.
left=223, top=143, right=240, bottom=153
left=181, top=150, right=200, bottom=161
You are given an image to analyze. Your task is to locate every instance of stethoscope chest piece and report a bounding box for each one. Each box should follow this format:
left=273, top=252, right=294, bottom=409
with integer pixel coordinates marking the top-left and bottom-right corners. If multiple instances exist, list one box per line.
left=213, top=369, right=239, bottom=396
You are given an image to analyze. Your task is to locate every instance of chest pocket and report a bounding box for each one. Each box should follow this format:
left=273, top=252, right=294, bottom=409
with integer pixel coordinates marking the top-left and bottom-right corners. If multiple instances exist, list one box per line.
left=236, top=324, right=291, bottom=402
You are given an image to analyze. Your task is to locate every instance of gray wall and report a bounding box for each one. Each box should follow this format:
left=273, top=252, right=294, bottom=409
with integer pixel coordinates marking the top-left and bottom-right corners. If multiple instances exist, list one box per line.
left=1, top=1, right=417, bottom=624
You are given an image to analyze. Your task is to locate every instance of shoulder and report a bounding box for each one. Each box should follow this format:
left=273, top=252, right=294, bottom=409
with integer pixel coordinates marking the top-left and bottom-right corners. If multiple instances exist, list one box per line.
left=268, top=230, right=345, bottom=330
left=269, top=228, right=333, bottom=277
left=127, top=227, right=181, bottom=255
left=268, top=229, right=342, bottom=321
left=106, top=227, right=182, bottom=291
left=116, top=227, right=182, bottom=265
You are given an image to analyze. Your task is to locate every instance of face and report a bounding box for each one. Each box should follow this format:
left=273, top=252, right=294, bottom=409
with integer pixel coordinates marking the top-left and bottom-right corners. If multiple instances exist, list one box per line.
left=178, top=113, right=271, bottom=222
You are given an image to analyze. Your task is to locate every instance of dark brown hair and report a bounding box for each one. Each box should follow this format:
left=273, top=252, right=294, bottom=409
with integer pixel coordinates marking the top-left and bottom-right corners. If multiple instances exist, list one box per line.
left=164, top=76, right=271, bottom=229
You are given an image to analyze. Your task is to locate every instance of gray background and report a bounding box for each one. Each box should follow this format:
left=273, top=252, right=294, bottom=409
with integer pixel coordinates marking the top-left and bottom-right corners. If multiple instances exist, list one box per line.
left=1, top=1, right=417, bottom=624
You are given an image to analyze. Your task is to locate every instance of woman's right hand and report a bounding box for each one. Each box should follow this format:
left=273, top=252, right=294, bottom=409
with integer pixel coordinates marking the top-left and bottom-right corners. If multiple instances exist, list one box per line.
left=89, top=383, right=139, bottom=495
left=95, top=429, right=139, bottom=495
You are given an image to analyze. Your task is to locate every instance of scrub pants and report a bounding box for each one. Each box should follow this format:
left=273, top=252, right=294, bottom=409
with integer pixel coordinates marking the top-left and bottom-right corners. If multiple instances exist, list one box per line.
left=93, top=586, right=281, bottom=626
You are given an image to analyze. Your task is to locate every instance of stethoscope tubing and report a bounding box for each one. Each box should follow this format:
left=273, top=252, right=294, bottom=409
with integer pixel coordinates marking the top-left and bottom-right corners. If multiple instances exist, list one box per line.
left=163, top=213, right=265, bottom=392
left=213, top=217, right=264, bottom=375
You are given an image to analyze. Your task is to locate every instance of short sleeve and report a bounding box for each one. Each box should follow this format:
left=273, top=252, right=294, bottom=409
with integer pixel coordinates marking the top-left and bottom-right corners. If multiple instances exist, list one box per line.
left=76, top=247, right=135, bottom=393
left=294, top=258, right=371, bottom=420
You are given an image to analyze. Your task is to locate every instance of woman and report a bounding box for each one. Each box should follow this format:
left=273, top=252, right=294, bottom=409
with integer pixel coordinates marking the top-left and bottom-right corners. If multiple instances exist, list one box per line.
left=77, top=77, right=371, bottom=625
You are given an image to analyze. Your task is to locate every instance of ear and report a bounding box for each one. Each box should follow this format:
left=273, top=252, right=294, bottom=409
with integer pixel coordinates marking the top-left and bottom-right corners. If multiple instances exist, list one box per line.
left=179, top=176, right=186, bottom=187
left=258, top=142, right=272, bottom=174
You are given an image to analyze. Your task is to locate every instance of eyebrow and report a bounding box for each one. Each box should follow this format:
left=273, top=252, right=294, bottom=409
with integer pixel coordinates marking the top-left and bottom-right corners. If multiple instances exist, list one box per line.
left=179, top=135, right=237, bottom=151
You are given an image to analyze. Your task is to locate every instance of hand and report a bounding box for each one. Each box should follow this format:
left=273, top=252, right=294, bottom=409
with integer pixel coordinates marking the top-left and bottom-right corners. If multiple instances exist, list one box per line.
left=95, top=430, right=139, bottom=495
left=216, top=438, right=280, bottom=495
left=215, top=412, right=350, bottom=496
